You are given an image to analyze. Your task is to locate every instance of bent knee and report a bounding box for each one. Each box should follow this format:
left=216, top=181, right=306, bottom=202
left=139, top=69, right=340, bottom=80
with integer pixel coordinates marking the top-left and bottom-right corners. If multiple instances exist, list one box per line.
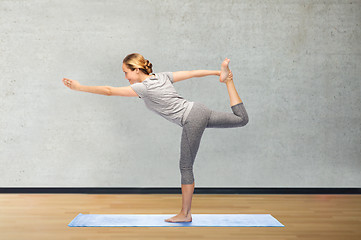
left=237, top=115, right=249, bottom=127
left=243, top=115, right=249, bottom=126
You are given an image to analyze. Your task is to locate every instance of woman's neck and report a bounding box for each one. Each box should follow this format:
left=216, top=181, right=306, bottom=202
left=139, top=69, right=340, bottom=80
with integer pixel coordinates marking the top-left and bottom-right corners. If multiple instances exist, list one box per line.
left=139, top=73, right=154, bottom=82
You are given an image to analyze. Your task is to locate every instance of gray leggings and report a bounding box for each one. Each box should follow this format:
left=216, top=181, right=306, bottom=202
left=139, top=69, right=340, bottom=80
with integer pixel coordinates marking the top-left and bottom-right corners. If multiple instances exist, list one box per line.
left=180, top=102, right=249, bottom=185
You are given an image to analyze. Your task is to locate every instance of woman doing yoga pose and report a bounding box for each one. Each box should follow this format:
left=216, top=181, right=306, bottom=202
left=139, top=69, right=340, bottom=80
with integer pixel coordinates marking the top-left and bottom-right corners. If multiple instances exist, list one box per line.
left=62, top=53, right=249, bottom=223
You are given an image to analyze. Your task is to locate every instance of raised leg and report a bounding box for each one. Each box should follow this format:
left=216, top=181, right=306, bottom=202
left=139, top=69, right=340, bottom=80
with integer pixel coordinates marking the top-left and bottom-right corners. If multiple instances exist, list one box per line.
left=220, top=58, right=243, bottom=107
left=206, top=58, right=248, bottom=128
left=206, top=103, right=248, bottom=128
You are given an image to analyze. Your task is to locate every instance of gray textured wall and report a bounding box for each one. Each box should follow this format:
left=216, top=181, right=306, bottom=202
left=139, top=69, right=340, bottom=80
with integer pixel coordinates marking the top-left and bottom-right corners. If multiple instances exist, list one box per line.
left=1, top=0, right=360, bottom=187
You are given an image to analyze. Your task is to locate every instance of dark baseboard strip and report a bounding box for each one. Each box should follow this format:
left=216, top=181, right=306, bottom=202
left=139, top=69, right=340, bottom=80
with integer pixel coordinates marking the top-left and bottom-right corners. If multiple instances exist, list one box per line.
left=0, top=188, right=360, bottom=194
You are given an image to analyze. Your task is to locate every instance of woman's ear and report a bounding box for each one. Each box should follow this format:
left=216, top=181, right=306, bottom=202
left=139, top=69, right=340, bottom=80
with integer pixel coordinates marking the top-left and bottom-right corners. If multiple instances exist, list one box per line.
left=135, top=68, right=140, bottom=74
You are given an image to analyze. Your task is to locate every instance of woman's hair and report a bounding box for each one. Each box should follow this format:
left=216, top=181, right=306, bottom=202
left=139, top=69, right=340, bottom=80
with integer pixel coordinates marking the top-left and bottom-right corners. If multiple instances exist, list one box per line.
left=123, top=53, right=153, bottom=75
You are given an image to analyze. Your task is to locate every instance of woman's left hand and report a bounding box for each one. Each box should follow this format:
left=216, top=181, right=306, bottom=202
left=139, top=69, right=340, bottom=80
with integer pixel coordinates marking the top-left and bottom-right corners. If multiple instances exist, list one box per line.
left=62, top=78, right=81, bottom=91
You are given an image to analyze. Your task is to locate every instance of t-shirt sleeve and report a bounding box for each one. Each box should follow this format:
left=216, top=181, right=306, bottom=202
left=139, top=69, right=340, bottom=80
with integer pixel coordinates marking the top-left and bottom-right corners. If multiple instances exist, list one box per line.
left=130, top=82, right=147, bottom=98
left=163, top=72, right=174, bottom=84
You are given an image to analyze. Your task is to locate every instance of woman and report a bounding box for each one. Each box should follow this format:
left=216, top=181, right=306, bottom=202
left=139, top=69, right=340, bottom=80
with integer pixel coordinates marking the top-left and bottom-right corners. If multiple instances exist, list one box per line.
left=62, top=53, right=249, bottom=223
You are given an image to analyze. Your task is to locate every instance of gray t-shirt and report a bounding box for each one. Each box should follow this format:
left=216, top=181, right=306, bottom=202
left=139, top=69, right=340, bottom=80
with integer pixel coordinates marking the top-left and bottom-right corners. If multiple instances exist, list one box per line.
left=130, top=72, right=194, bottom=127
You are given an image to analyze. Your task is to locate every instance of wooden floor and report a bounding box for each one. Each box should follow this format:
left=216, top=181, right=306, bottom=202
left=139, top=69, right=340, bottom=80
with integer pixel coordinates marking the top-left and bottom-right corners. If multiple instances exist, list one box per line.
left=0, top=194, right=360, bottom=240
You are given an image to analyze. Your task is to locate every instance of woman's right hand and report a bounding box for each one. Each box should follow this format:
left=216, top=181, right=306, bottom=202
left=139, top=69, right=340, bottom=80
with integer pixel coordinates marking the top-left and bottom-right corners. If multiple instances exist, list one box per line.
left=62, top=78, right=81, bottom=91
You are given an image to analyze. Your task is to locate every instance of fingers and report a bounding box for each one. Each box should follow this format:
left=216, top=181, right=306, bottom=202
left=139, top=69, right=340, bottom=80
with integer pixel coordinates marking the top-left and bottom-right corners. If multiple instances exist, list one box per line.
left=226, top=71, right=233, bottom=82
left=62, top=78, right=72, bottom=88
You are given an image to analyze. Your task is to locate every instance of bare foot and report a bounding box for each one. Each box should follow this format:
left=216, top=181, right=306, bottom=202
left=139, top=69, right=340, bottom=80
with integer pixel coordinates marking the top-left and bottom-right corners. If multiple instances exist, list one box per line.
left=219, top=58, right=231, bottom=83
left=164, top=212, right=192, bottom=223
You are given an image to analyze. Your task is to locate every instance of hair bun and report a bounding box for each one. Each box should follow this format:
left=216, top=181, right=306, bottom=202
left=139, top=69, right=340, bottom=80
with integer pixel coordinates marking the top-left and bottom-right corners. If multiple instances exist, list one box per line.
left=145, top=60, right=151, bottom=68
left=144, top=59, right=153, bottom=74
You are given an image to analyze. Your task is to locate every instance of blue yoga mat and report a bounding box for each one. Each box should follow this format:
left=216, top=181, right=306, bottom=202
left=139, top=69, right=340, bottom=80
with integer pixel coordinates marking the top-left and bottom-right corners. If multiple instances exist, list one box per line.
left=68, top=213, right=284, bottom=227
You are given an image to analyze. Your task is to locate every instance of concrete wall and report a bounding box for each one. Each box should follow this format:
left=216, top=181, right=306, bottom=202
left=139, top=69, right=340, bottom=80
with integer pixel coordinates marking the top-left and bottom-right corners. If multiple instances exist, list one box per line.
left=1, top=0, right=360, bottom=187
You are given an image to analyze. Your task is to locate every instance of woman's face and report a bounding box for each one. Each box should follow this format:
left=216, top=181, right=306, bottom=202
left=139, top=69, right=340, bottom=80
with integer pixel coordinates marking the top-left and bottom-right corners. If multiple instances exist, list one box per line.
left=122, top=63, right=139, bottom=85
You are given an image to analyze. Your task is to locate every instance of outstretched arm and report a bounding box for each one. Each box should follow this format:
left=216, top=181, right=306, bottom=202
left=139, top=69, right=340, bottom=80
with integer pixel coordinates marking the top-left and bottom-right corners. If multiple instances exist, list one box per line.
left=173, top=70, right=221, bottom=83
left=63, top=78, right=111, bottom=95
left=62, top=78, right=138, bottom=97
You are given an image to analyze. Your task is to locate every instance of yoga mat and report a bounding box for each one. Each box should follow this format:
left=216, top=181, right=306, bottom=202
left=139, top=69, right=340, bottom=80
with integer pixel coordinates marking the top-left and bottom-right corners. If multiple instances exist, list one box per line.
left=68, top=213, right=284, bottom=227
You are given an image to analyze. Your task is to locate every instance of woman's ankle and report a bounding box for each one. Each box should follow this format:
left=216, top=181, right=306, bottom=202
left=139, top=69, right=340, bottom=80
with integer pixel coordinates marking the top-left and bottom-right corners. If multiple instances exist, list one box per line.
left=225, top=79, right=234, bottom=85
left=181, top=209, right=192, bottom=216
left=181, top=212, right=192, bottom=217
